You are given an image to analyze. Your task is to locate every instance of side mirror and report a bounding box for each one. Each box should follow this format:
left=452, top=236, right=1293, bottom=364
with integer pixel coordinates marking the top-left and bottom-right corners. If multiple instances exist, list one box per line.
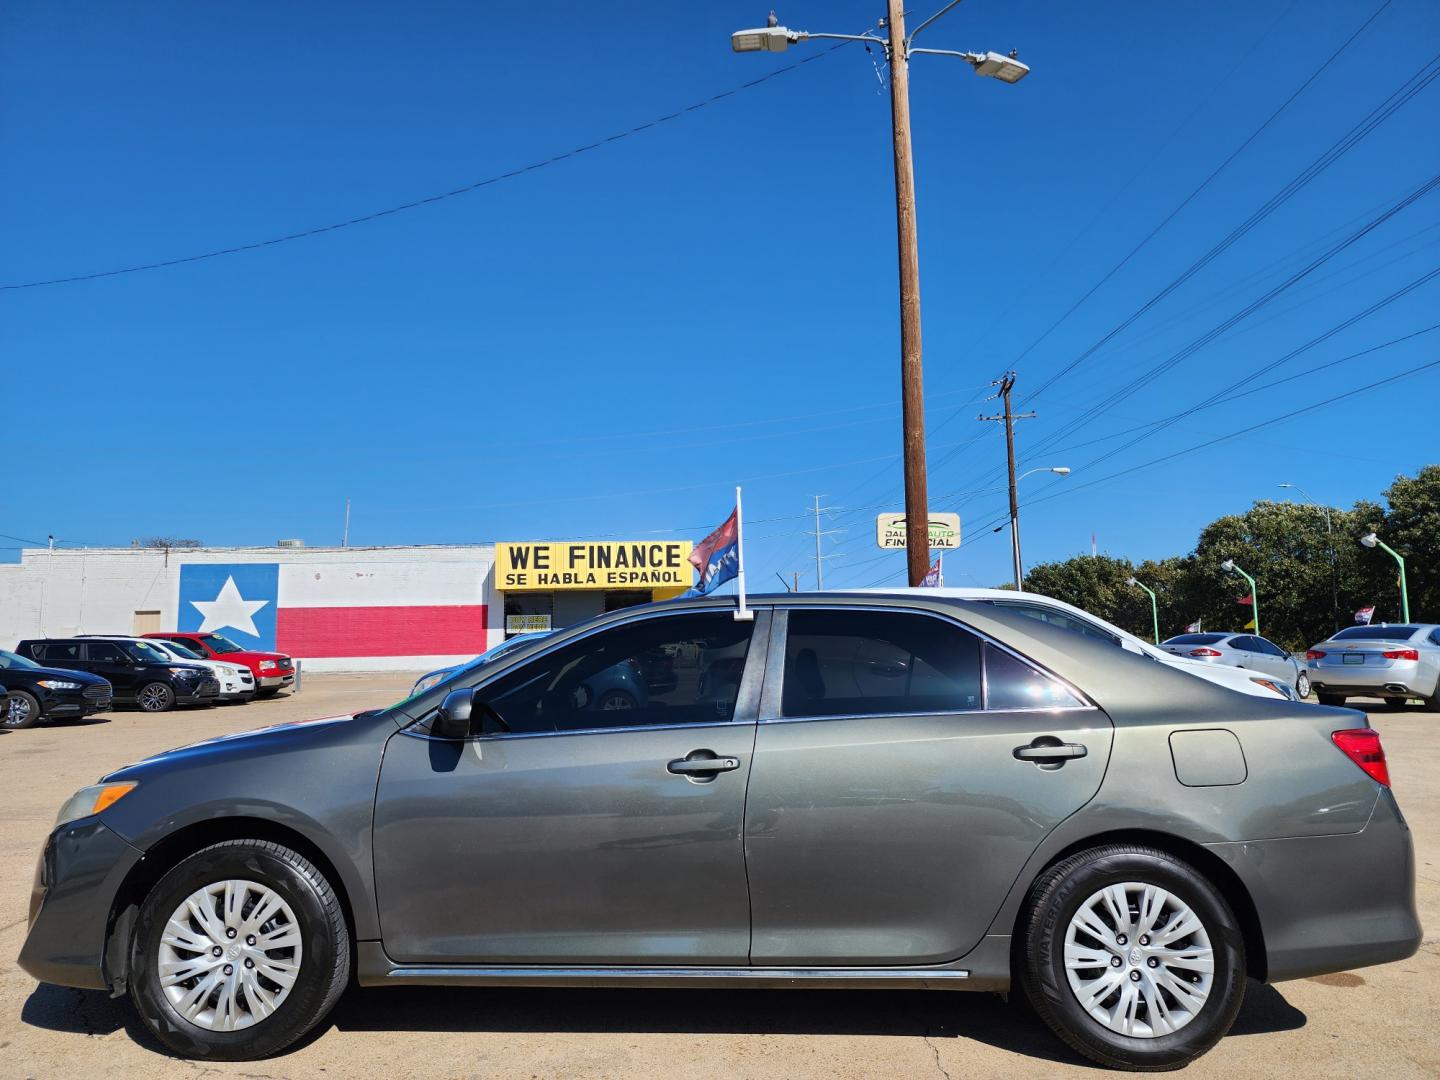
left=431, top=688, right=475, bottom=740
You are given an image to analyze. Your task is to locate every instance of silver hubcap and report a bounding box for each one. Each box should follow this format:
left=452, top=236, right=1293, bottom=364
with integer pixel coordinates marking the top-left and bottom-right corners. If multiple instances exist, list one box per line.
left=1297, top=674, right=1310, bottom=697
left=158, top=879, right=303, bottom=1031
left=140, top=685, right=169, bottom=711
left=4, top=696, right=30, bottom=724
left=601, top=694, right=634, bottom=711
left=1064, top=882, right=1214, bottom=1038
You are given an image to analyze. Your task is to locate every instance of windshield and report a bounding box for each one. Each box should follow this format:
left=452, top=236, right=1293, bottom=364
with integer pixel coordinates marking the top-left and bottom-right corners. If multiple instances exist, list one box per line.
left=126, top=641, right=176, bottom=664
left=1331, top=625, right=1421, bottom=641
left=0, top=649, right=41, bottom=670
left=1163, top=633, right=1227, bottom=645
left=200, top=633, right=244, bottom=655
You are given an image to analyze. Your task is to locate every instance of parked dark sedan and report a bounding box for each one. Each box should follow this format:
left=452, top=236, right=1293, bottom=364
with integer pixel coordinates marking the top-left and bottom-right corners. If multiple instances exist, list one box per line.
left=15, top=638, right=218, bottom=712
left=18, top=593, right=1420, bottom=1070
left=0, top=649, right=113, bottom=728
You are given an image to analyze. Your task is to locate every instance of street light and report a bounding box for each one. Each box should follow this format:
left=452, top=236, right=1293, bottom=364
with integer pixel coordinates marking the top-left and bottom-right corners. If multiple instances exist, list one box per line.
left=1221, top=559, right=1259, bottom=637
left=1010, top=467, right=1070, bottom=589
left=1127, top=576, right=1160, bottom=645
left=732, top=3, right=1028, bottom=586
left=1359, top=532, right=1410, bottom=622
left=1279, top=482, right=1339, bottom=632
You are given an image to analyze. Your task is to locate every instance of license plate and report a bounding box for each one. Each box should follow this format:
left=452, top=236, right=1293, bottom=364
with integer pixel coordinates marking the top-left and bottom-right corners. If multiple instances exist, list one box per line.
left=1342, top=653, right=1365, bottom=665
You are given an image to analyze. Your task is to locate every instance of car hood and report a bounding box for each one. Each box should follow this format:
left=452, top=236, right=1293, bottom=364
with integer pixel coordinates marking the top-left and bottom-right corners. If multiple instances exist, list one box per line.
left=104, top=714, right=358, bottom=780
left=3, top=664, right=110, bottom=685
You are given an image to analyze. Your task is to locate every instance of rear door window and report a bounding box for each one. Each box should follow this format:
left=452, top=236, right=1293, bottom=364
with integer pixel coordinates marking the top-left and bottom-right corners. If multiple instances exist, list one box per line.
left=35, top=641, right=81, bottom=662
left=84, top=642, right=126, bottom=662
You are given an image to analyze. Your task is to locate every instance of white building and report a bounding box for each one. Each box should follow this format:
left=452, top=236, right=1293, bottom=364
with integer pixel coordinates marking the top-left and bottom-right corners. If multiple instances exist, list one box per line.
left=0, top=538, right=693, bottom=673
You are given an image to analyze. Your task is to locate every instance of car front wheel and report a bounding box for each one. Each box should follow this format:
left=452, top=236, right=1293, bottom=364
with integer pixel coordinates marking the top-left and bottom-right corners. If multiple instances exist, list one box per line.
left=1295, top=672, right=1311, bottom=699
left=1020, top=844, right=1246, bottom=1071
left=137, top=682, right=176, bottom=713
left=128, top=839, right=350, bottom=1060
left=3, top=690, right=42, bottom=729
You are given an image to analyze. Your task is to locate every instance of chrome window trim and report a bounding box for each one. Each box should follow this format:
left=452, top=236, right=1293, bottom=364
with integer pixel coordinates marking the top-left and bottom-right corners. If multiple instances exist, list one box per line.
left=407, top=607, right=772, bottom=742
left=762, top=602, right=1095, bottom=724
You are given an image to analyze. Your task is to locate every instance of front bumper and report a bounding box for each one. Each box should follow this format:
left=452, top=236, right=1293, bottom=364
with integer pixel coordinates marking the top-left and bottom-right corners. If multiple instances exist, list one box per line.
left=1207, top=786, right=1421, bottom=982
left=36, top=685, right=113, bottom=718
left=18, top=819, right=144, bottom=990
left=258, top=673, right=294, bottom=689
left=174, top=677, right=221, bottom=705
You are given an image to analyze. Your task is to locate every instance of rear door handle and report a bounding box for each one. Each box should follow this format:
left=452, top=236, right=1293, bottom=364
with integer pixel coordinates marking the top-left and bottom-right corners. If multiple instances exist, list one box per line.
left=1013, top=740, right=1088, bottom=763
left=668, top=754, right=742, bottom=776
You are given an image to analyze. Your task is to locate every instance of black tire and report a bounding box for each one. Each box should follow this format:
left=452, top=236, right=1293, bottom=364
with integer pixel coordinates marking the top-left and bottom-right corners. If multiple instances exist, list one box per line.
left=129, top=839, right=350, bottom=1060
left=255, top=687, right=281, bottom=699
left=1316, top=693, right=1345, bottom=707
left=1422, top=690, right=1440, bottom=713
left=137, top=682, right=176, bottom=713
left=1295, top=673, right=1311, bottom=699
left=3, top=690, right=43, bottom=729
left=1019, top=844, right=1246, bottom=1071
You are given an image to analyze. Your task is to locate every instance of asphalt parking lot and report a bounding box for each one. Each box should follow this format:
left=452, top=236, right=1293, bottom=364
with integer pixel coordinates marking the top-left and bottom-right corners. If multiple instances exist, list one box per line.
left=2, top=674, right=1436, bottom=1079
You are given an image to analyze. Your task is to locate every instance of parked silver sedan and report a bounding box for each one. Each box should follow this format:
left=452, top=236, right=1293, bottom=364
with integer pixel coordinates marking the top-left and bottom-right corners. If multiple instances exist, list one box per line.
left=1305, top=623, right=1440, bottom=709
left=1159, top=632, right=1309, bottom=698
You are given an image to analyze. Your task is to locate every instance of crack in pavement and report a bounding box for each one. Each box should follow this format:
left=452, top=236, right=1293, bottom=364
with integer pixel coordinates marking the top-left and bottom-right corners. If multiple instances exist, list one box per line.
left=922, top=1025, right=954, bottom=1080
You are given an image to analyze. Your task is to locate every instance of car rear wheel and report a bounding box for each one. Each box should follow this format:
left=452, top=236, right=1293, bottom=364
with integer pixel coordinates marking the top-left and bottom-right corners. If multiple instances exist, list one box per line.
left=1019, top=844, right=1245, bottom=1071
left=3, top=690, right=42, bottom=729
left=137, top=682, right=176, bottom=713
left=1317, top=692, right=1345, bottom=707
left=129, top=839, right=350, bottom=1060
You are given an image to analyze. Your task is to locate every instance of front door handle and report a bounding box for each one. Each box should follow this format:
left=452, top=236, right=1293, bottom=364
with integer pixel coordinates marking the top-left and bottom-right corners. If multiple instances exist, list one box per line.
left=667, top=752, right=741, bottom=776
left=1013, top=739, right=1088, bottom=765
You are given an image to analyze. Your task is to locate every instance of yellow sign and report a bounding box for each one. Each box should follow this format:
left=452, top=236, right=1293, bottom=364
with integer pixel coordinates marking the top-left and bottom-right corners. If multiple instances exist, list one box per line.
left=497, top=541, right=694, bottom=592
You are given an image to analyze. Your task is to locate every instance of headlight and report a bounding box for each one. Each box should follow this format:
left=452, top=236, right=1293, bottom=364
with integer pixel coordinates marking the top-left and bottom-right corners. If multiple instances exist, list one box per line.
left=55, top=782, right=137, bottom=826
left=169, top=667, right=201, bottom=679
left=258, top=660, right=277, bottom=672
left=36, top=679, right=81, bottom=690
left=413, top=673, right=444, bottom=694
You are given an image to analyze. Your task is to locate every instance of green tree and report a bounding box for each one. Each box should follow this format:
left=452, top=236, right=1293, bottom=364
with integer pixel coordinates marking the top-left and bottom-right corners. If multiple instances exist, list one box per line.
left=1372, top=465, right=1440, bottom=622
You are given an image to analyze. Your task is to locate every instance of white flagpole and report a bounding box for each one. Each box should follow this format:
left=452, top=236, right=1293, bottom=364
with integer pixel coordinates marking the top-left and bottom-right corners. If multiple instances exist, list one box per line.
left=734, top=485, right=753, bottom=621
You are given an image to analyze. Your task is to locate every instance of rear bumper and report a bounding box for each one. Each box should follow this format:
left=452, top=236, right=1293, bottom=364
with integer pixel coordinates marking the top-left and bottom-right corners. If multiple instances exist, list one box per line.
left=18, top=820, right=144, bottom=990
left=1308, top=661, right=1428, bottom=696
left=1207, top=787, right=1421, bottom=982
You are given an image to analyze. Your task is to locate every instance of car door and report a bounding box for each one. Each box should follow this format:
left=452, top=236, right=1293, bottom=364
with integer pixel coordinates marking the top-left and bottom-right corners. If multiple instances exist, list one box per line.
left=1228, top=635, right=1263, bottom=673
left=372, top=608, right=768, bottom=964
left=1250, top=636, right=1297, bottom=681
left=81, top=642, right=139, bottom=697
left=744, top=605, right=1112, bottom=965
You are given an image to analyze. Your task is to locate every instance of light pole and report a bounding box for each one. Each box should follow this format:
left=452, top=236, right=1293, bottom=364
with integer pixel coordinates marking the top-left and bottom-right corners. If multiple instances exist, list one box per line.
left=1221, top=559, right=1259, bottom=637
left=1010, top=466, right=1070, bottom=589
left=1279, top=482, right=1338, bottom=632
left=1360, top=532, right=1410, bottom=622
left=1127, top=576, right=1160, bottom=644
left=732, top=7, right=1028, bottom=585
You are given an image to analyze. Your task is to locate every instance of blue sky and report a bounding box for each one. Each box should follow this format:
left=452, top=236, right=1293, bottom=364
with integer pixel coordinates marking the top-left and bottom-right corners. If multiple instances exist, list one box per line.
left=3, top=1, right=1438, bottom=589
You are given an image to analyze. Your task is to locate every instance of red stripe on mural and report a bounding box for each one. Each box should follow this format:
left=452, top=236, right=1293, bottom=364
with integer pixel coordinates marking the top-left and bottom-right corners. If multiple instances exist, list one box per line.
left=275, top=605, right=489, bottom=658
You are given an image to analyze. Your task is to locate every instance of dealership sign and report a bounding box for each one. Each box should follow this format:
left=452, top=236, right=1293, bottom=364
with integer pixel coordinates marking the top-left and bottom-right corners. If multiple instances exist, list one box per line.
left=497, top=541, right=694, bottom=591
left=874, top=512, right=961, bottom=550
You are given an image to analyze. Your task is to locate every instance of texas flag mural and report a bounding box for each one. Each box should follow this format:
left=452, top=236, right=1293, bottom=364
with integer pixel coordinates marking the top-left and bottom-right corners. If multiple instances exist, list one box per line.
left=178, top=562, right=488, bottom=658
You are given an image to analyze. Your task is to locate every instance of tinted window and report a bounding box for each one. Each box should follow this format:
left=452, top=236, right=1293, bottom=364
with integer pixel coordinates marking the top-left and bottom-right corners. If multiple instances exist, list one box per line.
left=0, top=650, right=40, bottom=670
left=35, top=641, right=81, bottom=662
left=1331, top=625, right=1421, bottom=641
left=990, top=601, right=1120, bottom=645
left=1251, top=637, right=1287, bottom=657
left=85, top=642, right=126, bottom=662
left=781, top=609, right=982, bottom=718
left=161, top=640, right=204, bottom=659
left=984, top=644, right=1085, bottom=710
left=1163, top=633, right=1227, bottom=645
left=1229, top=636, right=1260, bottom=652
left=480, top=613, right=753, bottom=734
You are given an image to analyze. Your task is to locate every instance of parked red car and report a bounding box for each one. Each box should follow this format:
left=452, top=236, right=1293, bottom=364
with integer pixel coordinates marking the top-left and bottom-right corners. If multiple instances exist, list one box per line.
left=143, top=631, right=295, bottom=697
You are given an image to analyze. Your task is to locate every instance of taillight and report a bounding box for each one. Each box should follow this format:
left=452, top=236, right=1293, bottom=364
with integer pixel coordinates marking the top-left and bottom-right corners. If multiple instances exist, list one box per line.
left=1331, top=728, right=1390, bottom=787
left=1188, top=648, right=1222, bottom=657
left=1381, top=648, right=1419, bottom=661
left=1306, top=649, right=1326, bottom=661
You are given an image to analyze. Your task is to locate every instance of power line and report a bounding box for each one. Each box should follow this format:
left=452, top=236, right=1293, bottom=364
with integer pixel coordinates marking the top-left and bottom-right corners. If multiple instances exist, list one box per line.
left=0, top=44, right=853, bottom=292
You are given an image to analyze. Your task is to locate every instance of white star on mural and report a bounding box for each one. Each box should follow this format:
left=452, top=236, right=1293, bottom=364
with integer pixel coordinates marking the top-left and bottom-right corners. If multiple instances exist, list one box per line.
left=190, top=575, right=270, bottom=637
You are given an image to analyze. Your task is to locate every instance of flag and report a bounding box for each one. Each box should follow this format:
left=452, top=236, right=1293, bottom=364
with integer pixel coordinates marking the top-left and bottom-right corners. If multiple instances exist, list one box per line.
left=1354, top=605, right=1375, bottom=625
left=921, top=555, right=943, bottom=587
left=1184, top=620, right=1201, bottom=634
left=1237, top=594, right=1253, bottom=606
left=1243, top=618, right=1256, bottom=630
left=683, top=508, right=740, bottom=597
left=178, top=561, right=487, bottom=658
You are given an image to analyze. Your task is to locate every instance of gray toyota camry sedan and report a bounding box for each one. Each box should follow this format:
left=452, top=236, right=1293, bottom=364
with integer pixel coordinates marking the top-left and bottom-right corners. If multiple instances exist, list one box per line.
left=19, top=593, right=1420, bottom=1070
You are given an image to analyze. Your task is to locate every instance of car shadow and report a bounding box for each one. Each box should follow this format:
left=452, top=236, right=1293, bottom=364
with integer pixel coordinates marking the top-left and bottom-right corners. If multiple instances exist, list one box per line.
left=22, top=978, right=1305, bottom=1063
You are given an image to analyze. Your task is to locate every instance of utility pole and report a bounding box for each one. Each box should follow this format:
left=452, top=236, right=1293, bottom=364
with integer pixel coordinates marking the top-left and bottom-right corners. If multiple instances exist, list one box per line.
left=808, top=495, right=845, bottom=589
left=885, top=0, right=931, bottom=588
left=979, top=373, right=1036, bottom=589
left=342, top=499, right=351, bottom=548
